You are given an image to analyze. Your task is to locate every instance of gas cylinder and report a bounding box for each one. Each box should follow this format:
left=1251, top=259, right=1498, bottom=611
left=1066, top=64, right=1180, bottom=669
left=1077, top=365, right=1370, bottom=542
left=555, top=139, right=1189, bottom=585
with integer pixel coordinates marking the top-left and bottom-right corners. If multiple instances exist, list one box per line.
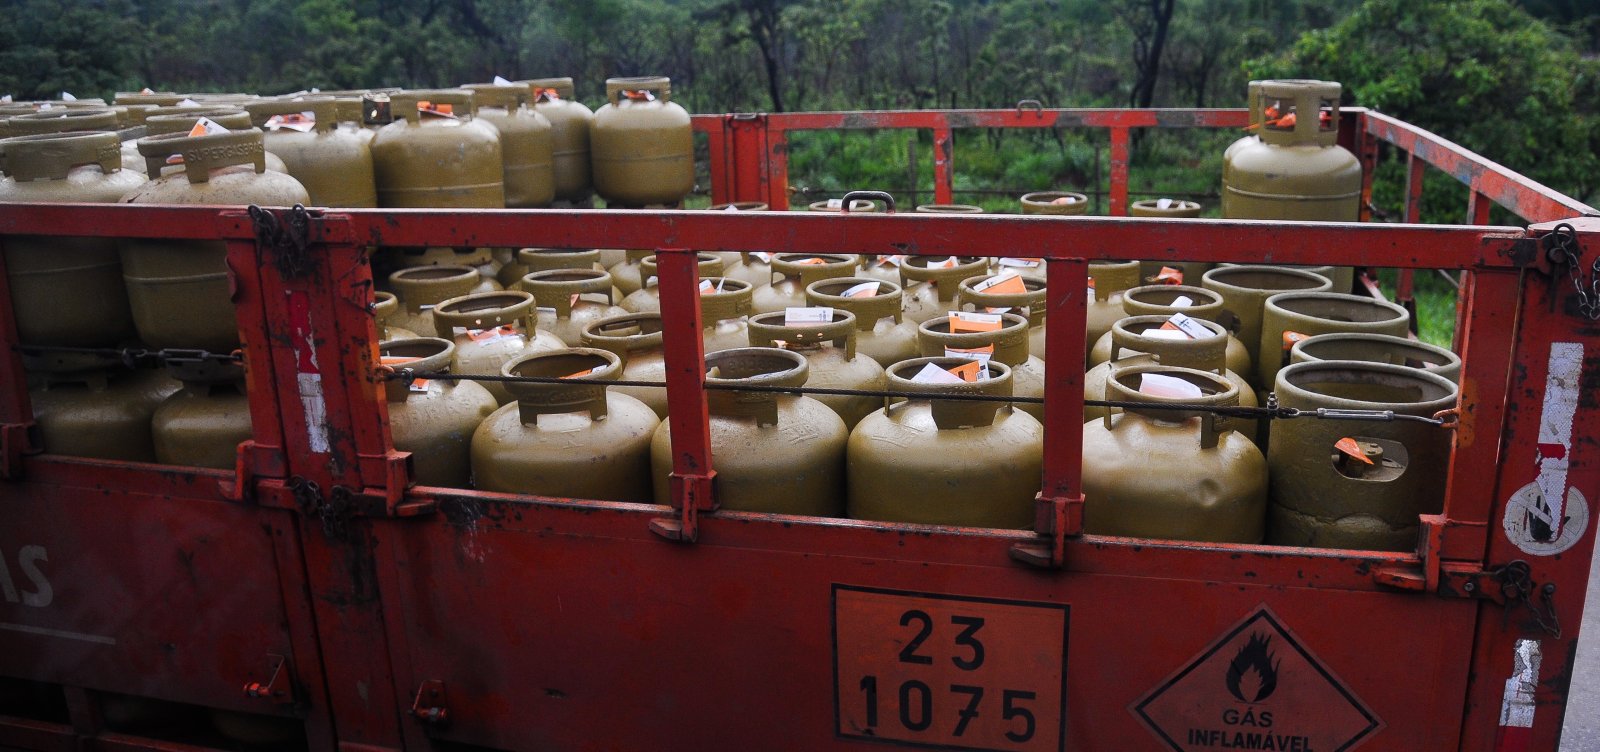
left=25, top=353, right=179, bottom=462
left=1223, top=79, right=1360, bottom=221
left=580, top=312, right=668, bottom=418
left=856, top=254, right=905, bottom=285
left=243, top=97, right=377, bottom=207
left=726, top=251, right=775, bottom=289
left=474, top=349, right=659, bottom=501
left=518, top=77, right=594, bottom=202
left=143, top=108, right=291, bottom=174
left=378, top=338, right=499, bottom=487
left=499, top=247, right=605, bottom=288
left=847, top=357, right=1043, bottom=527
left=1267, top=361, right=1458, bottom=551
left=386, top=265, right=483, bottom=335
left=591, top=77, right=692, bottom=206
left=463, top=83, right=555, bottom=208
left=915, top=203, right=983, bottom=214
left=650, top=348, right=847, bottom=515
left=900, top=256, right=989, bottom=325
left=808, top=198, right=877, bottom=213
left=1020, top=191, right=1088, bottom=215
left=607, top=250, right=653, bottom=297
left=431, top=290, right=565, bottom=404
left=1289, top=332, right=1460, bottom=383
left=917, top=311, right=1045, bottom=420
left=4, top=108, right=146, bottom=176
left=1085, top=260, right=1141, bottom=364
left=0, top=132, right=144, bottom=347
left=956, top=273, right=1047, bottom=360
left=1092, top=284, right=1251, bottom=377
left=701, top=202, right=766, bottom=270
left=151, top=359, right=253, bottom=470
left=521, top=268, right=627, bottom=346
left=1083, top=316, right=1258, bottom=442
left=806, top=277, right=918, bottom=368
left=371, top=90, right=504, bottom=208
left=1129, top=198, right=1209, bottom=283
left=699, top=278, right=756, bottom=353
left=1257, top=291, right=1409, bottom=390
left=746, top=309, right=886, bottom=428
left=115, top=92, right=187, bottom=106
left=120, top=130, right=309, bottom=352
left=1216, top=262, right=1352, bottom=297
left=620, top=253, right=725, bottom=313
left=372, top=291, right=417, bottom=340
left=1082, top=364, right=1267, bottom=542
left=1200, top=265, right=1332, bottom=384
left=386, top=246, right=502, bottom=289
left=751, top=253, right=860, bottom=314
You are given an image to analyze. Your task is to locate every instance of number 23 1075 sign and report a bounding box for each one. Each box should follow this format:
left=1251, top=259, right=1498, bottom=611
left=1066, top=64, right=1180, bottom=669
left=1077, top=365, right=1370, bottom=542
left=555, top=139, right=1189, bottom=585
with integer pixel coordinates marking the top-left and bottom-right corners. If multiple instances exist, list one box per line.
left=833, top=585, right=1069, bottom=751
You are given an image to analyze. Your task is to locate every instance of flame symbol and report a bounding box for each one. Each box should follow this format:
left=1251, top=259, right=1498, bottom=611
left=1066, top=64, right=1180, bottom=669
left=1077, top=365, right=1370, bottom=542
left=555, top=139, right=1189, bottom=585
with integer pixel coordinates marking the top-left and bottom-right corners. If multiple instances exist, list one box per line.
left=1225, top=633, right=1281, bottom=703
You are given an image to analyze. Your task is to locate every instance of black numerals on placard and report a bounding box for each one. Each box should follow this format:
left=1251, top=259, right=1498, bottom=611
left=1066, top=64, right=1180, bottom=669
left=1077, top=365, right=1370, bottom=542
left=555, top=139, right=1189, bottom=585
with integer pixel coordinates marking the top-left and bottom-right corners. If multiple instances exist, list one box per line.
left=951, top=615, right=986, bottom=670
left=950, top=685, right=983, bottom=736
left=1002, top=689, right=1037, bottom=743
left=900, top=680, right=933, bottom=731
left=857, top=611, right=1034, bottom=743
left=899, top=610, right=935, bottom=665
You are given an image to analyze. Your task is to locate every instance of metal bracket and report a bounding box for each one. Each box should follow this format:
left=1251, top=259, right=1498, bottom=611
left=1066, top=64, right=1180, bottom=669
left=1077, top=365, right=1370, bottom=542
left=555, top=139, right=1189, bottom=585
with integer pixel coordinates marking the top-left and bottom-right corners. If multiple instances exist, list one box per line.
left=650, top=471, right=715, bottom=543
left=242, top=654, right=297, bottom=706
left=249, top=204, right=315, bottom=280
left=1009, top=493, right=1085, bottom=569
left=410, top=680, right=448, bottom=725
left=0, top=421, right=38, bottom=481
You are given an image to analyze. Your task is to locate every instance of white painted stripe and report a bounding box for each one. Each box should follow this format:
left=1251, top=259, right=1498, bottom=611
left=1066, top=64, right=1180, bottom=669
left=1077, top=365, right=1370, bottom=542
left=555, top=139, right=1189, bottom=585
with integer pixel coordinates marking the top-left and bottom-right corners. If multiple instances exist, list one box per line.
left=1534, top=343, right=1583, bottom=536
left=1499, top=639, right=1541, bottom=728
left=297, top=373, right=331, bottom=453
left=0, top=622, right=117, bottom=645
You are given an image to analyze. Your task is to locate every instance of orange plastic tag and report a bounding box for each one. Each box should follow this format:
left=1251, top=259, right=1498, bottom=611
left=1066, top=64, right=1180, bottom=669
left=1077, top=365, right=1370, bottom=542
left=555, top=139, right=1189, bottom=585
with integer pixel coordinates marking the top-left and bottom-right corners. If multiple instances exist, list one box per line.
left=973, top=273, right=1026, bottom=296
left=1155, top=266, right=1184, bottom=285
left=876, top=255, right=904, bottom=268
left=1335, top=437, right=1375, bottom=465
left=796, top=257, right=828, bottom=265
left=569, top=293, right=581, bottom=307
left=949, top=311, right=1002, bottom=333
left=535, top=87, right=561, bottom=102
left=932, top=256, right=959, bottom=269
left=1282, top=330, right=1308, bottom=351
left=947, top=361, right=985, bottom=382
left=944, top=345, right=994, bottom=358
left=563, top=367, right=599, bottom=379
left=467, top=325, right=518, bottom=342
left=623, top=89, right=657, bottom=102
left=379, top=356, right=419, bottom=365
left=418, top=101, right=455, bottom=117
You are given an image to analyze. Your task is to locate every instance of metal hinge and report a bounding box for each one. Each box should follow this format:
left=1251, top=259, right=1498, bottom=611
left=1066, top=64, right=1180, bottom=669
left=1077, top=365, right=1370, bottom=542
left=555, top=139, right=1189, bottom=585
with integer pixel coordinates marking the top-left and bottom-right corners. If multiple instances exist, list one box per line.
left=241, top=654, right=297, bottom=706
left=410, top=680, right=448, bottom=725
left=1009, top=492, right=1085, bottom=569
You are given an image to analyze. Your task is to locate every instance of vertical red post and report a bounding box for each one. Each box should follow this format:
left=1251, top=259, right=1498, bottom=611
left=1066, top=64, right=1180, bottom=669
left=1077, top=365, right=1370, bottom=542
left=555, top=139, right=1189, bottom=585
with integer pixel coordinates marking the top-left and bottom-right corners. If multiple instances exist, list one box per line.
left=654, top=247, right=715, bottom=542
left=0, top=239, right=40, bottom=474
left=1357, top=114, right=1380, bottom=223
left=727, top=114, right=770, bottom=207
left=932, top=126, right=955, bottom=206
left=705, top=117, right=730, bottom=206
left=1397, top=153, right=1425, bottom=310
left=1108, top=127, right=1131, bottom=216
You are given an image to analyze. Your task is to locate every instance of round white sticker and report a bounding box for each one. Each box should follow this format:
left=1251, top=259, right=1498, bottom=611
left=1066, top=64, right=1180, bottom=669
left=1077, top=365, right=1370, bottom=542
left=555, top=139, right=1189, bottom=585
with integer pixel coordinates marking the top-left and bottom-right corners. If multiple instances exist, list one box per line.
left=1502, top=482, right=1589, bottom=556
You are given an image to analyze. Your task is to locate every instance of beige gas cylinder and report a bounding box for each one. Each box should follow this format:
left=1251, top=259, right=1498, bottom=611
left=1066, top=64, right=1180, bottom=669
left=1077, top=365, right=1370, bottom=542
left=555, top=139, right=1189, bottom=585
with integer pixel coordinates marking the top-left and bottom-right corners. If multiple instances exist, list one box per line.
left=387, top=246, right=501, bottom=289
left=751, top=253, right=861, bottom=314
left=1267, top=361, right=1458, bottom=551
left=371, top=89, right=504, bottom=208
left=702, top=201, right=767, bottom=270
left=1257, top=291, right=1410, bottom=390
left=1201, top=265, right=1332, bottom=384
left=0, top=132, right=144, bottom=347
left=847, top=357, right=1043, bottom=527
left=1129, top=198, right=1209, bottom=283
left=521, top=268, right=627, bottom=346
left=700, top=278, right=756, bottom=353
left=580, top=312, right=668, bottom=418
left=1084, top=261, right=1141, bottom=365
left=518, top=77, right=594, bottom=203
left=372, top=291, right=418, bottom=340
left=1092, top=284, right=1251, bottom=377
left=650, top=348, right=847, bottom=515
left=806, top=277, right=918, bottom=368
left=900, top=256, right=989, bottom=324
left=619, top=253, right=725, bottom=313
left=463, top=83, right=556, bottom=208
left=430, top=290, right=565, bottom=404
left=386, top=265, right=484, bottom=335
left=474, top=349, right=659, bottom=501
left=1289, top=332, right=1460, bottom=384
left=499, top=247, right=605, bottom=289
left=1223, top=79, right=1360, bottom=222
left=377, top=337, right=497, bottom=488
left=244, top=97, right=377, bottom=207
left=607, top=250, right=652, bottom=297
left=956, top=273, right=1047, bottom=360
left=746, top=309, right=886, bottom=428
left=1082, top=365, right=1267, bottom=542
left=1217, top=262, right=1353, bottom=297
left=25, top=353, right=179, bottom=462
left=3, top=107, right=146, bottom=176
left=151, top=359, right=253, bottom=470
left=143, top=107, right=291, bottom=174
left=917, top=311, right=1045, bottom=421
left=726, top=251, right=775, bottom=289
left=856, top=254, right=905, bottom=285
left=1020, top=191, right=1089, bottom=215
left=591, top=77, right=693, bottom=206
left=915, top=203, right=983, bottom=214
left=1083, top=316, right=1258, bottom=443
left=120, top=130, right=309, bottom=352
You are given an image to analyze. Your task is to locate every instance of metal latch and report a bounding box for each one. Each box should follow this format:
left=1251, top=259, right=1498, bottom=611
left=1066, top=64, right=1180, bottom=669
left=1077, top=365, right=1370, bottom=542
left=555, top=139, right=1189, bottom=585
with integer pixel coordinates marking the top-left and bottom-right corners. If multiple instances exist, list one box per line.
left=1009, top=492, right=1085, bottom=569
left=242, top=654, right=297, bottom=706
left=1443, top=560, right=1563, bottom=638
left=249, top=204, right=314, bottom=280
left=410, top=680, right=448, bottom=725
left=1542, top=222, right=1600, bottom=320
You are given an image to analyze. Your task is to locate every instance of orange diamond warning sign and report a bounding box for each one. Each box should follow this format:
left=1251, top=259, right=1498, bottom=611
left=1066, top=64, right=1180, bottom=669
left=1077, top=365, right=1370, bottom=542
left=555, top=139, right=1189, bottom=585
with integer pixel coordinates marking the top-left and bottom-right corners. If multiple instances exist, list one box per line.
left=1132, top=605, right=1381, bottom=752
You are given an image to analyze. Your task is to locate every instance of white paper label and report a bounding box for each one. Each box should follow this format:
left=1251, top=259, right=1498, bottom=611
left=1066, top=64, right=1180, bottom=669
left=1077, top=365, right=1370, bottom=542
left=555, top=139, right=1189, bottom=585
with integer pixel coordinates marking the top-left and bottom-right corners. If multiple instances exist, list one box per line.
left=264, top=112, right=316, bottom=132
left=1167, top=312, right=1211, bottom=339
left=177, top=97, right=201, bottom=107
left=876, top=255, right=904, bottom=267
left=911, top=362, right=966, bottom=384
left=1143, top=328, right=1192, bottom=341
left=785, top=306, right=833, bottom=325
left=972, top=272, right=1021, bottom=293
left=841, top=281, right=880, bottom=298
left=826, top=198, right=843, bottom=209
left=751, top=252, right=773, bottom=263
left=493, top=75, right=513, bottom=85
left=0, top=95, right=11, bottom=103
left=949, top=311, right=1003, bottom=329
left=998, top=257, right=1041, bottom=268
left=933, top=256, right=960, bottom=269
left=1156, top=197, right=1173, bottom=210
left=38, top=103, right=51, bottom=110
left=1170, top=295, right=1194, bottom=308
left=1140, top=372, right=1203, bottom=399
left=944, top=347, right=992, bottom=362
left=60, top=91, right=76, bottom=101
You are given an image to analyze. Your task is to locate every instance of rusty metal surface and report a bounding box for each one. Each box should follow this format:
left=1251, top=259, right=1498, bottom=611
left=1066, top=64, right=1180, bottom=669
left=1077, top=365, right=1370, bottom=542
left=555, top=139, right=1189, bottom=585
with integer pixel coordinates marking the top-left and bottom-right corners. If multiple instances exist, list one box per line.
left=0, top=106, right=1596, bottom=752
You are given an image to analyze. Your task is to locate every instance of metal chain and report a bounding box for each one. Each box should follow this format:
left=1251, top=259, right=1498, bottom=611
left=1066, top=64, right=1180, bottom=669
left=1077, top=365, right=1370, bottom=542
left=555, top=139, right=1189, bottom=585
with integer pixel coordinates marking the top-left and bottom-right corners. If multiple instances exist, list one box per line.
left=385, top=368, right=1456, bottom=427
left=250, top=204, right=314, bottom=280
left=1491, top=560, right=1562, bottom=638
left=290, top=476, right=351, bottom=541
left=1543, top=223, right=1600, bottom=320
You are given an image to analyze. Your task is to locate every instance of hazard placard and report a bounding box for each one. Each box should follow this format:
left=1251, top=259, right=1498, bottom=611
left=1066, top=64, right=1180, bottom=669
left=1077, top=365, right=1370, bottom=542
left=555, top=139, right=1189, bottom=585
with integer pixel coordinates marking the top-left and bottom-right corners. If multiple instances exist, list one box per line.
left=1132, top=605, right=1382, bottom=752
left=833, top=584, right=1068, bottom=751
